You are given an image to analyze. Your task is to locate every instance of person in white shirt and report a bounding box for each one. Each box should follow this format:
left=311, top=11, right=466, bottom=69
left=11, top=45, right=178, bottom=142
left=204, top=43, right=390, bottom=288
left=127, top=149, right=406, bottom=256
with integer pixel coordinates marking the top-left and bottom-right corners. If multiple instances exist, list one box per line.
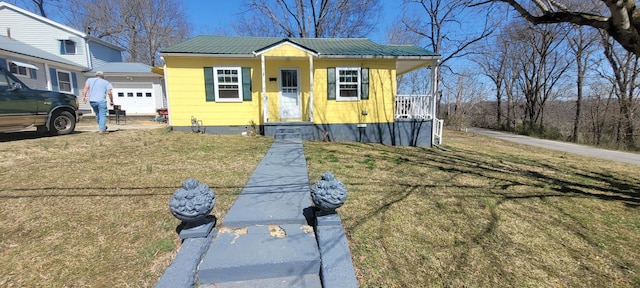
left=82, top=71, right=113, bottom=134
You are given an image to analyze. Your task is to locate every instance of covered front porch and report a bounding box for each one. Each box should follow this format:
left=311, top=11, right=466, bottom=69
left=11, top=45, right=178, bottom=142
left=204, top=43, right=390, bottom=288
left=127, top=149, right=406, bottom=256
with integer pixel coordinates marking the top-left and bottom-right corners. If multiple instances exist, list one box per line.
left=263, top=93, right=442, bottom=146
left=395, top=94, right=444, bottom=145
left=263, top=119, right=436, bottom=147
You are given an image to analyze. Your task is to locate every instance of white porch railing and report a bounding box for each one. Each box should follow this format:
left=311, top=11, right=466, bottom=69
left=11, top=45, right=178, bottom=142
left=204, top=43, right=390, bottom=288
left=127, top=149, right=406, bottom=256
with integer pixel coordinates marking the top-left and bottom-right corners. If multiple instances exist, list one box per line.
left=396, top=95, right=444, bottom=145
left=395, top=94, right=434, bottom=120
left=434, top=118, right=444, bottom=145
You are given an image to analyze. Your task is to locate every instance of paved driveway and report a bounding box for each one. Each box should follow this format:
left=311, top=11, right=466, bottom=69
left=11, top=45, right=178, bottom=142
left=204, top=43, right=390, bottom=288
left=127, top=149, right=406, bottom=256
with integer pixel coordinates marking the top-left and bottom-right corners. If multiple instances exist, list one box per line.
left=467, top=128, right=640, bottom=166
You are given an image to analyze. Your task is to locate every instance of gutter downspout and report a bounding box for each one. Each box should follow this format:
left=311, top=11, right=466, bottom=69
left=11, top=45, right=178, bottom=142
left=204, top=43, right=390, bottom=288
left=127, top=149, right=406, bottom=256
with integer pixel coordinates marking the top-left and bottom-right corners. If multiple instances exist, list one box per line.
left=44, top=63, right=51, bottom=90
left=84, top=38, right=93, bottom=69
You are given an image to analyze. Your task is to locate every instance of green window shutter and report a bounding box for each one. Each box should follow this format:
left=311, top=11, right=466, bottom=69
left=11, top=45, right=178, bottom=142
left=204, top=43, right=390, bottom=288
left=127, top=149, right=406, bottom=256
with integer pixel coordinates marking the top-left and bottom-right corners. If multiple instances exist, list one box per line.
left=242, top=67, right=252, bottom=101
left=204, top=67, right=215, bottom=102
left=361, top=67, right=369, bottom=100
left=327, top=67, right=336, bottom=100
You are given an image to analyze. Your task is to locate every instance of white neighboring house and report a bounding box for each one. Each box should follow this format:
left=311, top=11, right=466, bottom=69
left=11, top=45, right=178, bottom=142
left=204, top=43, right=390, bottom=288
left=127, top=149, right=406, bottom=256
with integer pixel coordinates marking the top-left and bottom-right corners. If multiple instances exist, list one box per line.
left=88, top=62, right=165, bottom=115
left=0, top=1, right=166, bottom=115
left=0, top=34, right=85, bottom=94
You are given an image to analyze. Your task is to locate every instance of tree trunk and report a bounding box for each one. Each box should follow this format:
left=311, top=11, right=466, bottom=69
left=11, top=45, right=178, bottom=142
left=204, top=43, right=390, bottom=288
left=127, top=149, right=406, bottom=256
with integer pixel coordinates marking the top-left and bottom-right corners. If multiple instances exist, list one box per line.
left=572, top=69, right=584, bottom=143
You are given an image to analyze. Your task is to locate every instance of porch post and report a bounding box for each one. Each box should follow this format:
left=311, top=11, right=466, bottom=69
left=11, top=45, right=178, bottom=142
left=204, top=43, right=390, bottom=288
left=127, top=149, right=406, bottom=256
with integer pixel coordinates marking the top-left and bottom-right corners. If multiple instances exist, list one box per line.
left=308, top=55, right=314, bottom=122
left=162, top=63, right=171, bottom=126
left=430, top=62, right=439, bottom=145
left=261, top=54, right=268, bottom=123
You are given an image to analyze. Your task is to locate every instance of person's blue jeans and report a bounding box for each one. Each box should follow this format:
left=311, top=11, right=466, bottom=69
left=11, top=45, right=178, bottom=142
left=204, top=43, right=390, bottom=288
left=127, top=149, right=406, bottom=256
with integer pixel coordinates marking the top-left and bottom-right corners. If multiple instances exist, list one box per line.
left=90, top=101, right=108, bottom=132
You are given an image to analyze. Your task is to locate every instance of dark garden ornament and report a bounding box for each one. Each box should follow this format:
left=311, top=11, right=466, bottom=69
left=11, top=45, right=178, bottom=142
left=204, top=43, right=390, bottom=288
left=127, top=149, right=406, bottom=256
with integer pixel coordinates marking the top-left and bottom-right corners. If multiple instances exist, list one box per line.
left=169, top=178, right=216, bottom=223
left=310, top=171, right=347, bottom=211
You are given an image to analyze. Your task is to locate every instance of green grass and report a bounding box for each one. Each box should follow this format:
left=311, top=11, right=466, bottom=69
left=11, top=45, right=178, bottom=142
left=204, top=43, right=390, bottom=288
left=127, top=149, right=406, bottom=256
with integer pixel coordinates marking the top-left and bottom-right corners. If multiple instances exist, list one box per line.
left=304, top=130, right=640, bottom=288
left=2, top=126, right=639, bottom=287
left=0, top=126, right=272, bottom=287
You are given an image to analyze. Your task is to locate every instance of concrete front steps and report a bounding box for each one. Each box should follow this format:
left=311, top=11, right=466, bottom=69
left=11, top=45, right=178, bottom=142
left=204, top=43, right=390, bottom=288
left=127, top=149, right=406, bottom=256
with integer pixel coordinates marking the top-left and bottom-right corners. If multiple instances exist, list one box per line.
left=197, top=137, right=322, bottom=287
left=274, top=127, right=302, bottom=140
left=198, top=225, right=321, bottom=287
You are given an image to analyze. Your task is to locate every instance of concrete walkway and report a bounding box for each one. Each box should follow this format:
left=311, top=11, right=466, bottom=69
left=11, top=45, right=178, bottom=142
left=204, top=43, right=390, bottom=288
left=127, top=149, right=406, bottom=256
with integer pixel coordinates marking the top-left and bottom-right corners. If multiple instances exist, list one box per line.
left=156, top=131, right=358, bottom=288
left=198, top=137, right=322, bottom=287
left=467, top=128, right=640, bottom=166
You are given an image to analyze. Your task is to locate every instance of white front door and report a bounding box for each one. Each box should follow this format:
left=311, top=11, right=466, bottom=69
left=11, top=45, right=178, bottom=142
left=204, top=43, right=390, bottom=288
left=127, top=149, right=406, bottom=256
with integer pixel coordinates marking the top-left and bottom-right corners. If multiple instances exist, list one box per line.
left=279, top=68, right=301, bottom=120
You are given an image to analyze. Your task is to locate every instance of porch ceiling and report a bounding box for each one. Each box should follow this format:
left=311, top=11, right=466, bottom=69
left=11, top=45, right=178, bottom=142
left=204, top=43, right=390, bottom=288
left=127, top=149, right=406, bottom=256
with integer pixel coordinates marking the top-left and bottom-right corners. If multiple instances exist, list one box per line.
left=396, top=57, right=439, bottom=75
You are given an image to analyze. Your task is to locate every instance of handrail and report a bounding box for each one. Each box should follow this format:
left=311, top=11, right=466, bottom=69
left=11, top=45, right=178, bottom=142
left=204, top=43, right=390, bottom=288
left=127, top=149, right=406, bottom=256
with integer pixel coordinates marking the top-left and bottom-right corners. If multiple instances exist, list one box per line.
left=434, top=118, right=444, bottom=145
left=395, top=94, right=433, bottom=120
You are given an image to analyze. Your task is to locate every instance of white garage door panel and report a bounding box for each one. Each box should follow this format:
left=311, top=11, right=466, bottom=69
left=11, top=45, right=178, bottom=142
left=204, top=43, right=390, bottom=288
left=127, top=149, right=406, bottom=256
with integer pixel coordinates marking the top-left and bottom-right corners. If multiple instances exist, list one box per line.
left=112, top=82, right=155, bottom=114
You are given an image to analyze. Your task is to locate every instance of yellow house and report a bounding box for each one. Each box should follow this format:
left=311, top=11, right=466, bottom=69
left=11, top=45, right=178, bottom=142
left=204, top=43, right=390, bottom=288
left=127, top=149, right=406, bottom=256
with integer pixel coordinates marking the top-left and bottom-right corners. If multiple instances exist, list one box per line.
left=159, top=36, right=442, bottom=146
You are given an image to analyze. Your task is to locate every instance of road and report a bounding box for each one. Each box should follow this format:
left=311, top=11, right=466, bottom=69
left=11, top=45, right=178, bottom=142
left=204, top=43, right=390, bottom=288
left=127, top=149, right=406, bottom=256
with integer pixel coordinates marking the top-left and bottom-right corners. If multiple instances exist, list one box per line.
left=466, top=128, right=640, bottom=166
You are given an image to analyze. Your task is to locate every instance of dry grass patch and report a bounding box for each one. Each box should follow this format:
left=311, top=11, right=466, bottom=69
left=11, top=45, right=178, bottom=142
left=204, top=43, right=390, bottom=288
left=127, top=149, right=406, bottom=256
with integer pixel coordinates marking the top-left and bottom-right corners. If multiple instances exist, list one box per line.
left=304, top=129, right=640, bottom=288
left=0, top=128, right=271, bottom=287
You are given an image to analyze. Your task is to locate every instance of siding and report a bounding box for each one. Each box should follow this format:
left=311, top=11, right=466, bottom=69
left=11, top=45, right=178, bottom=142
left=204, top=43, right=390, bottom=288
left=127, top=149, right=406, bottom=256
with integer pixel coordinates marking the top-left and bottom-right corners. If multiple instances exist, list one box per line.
left=313, top=59, right=396, bottom=125
left=1, top=57, right=44, bottom=90
left=164, top=57, right=262, bottom=127
left=153, top=83, right=165, bottom=109
left=0, top=54, right=87, bottom=94
left=88, top=41, right=123, bottom=67
left=0, top=6, right=122, bottom=69
left=262, top=43, right=313, bottom=58
left=0, top=8, right=86, bottom=67
left=164, top=43, right=397, bottom=127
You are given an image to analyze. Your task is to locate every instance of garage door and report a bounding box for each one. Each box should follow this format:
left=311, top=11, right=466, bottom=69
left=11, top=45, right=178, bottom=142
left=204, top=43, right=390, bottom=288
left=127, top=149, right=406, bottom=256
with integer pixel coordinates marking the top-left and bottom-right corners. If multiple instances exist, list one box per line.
left=112, top=83, right=155, bottom=114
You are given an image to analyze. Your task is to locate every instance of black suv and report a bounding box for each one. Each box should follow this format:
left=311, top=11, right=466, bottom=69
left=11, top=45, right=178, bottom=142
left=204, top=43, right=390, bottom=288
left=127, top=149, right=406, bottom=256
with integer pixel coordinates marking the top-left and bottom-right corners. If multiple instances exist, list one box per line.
left=0, top=66, right=80, bottom=135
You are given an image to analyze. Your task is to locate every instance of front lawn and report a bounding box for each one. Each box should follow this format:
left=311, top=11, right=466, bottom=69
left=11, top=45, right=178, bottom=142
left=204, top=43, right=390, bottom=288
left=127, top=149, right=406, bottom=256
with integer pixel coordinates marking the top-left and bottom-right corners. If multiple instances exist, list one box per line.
left=304, top=130, right=640, bottom=287
left=1, top=127, right=638, bottom=287
left=0, top=128, right=272, bottom=286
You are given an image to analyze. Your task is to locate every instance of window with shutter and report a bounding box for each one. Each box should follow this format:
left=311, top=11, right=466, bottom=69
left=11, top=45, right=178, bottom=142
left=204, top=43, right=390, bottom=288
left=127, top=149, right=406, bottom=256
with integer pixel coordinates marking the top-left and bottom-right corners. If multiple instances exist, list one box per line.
left=335, top=67, right=362, bottom=101
left=204, top=67, right=252, bottom=102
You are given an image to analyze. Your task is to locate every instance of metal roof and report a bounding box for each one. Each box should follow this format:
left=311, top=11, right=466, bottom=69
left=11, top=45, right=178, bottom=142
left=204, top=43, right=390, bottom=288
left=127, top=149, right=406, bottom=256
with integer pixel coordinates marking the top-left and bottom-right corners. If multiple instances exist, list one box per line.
left=0, top=35, right=85, bottom=68
left=89, top=62, right=156, bottom=75
left=161, top=36, right=439, bottom=58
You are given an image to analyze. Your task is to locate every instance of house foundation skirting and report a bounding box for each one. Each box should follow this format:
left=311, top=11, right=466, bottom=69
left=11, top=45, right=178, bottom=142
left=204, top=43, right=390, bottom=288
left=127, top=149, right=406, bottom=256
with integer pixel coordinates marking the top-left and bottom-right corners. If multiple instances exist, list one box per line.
left=171, top=120, right=433, bottom=147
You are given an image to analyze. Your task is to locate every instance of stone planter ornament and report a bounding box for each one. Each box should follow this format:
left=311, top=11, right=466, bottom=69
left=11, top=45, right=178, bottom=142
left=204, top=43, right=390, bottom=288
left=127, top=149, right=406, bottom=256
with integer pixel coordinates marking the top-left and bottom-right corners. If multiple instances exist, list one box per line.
left=310, top=171, right=347, bottom=212
left=169, top=178, right=216, bottom=239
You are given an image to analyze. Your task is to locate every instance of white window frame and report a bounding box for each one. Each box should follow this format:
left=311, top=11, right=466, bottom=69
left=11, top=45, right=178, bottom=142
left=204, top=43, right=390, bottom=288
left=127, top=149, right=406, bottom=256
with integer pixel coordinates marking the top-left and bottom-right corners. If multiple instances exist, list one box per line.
left=9, top=62, right=28, bottom=77
left=336, top=67, right=361, bottom=101
left=213, top=67, right=243, bottom=103
left=60, top=39, right=76, bottom=55
left=56, top=70, right=72, bottom=93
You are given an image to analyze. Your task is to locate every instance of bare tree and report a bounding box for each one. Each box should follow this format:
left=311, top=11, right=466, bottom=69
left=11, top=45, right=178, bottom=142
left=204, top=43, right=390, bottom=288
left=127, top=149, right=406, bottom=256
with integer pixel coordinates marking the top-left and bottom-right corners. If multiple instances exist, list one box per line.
left=398, top=0, right=497, bottom=119
left=508, top=20, right=570, bottom=133
left=233, top=0, right=381, bottom=38
left=31, top=0, right=47, bottom=17
left=584, top=83, right=615, bottom=146
left=64, top=0, right=191, bottom=66
left=475, top=35, right=509, bottom=129
left=401, top=0, right=496, bottom=72
left=566, top=25, right=599, bottom=142
left=475, top=0, right=640, bottom=56
left=599, top=32, right=640, bottom=148
left=445, top=71, right=488, bottom=129
left=4, top=0, right=54, bottom=17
